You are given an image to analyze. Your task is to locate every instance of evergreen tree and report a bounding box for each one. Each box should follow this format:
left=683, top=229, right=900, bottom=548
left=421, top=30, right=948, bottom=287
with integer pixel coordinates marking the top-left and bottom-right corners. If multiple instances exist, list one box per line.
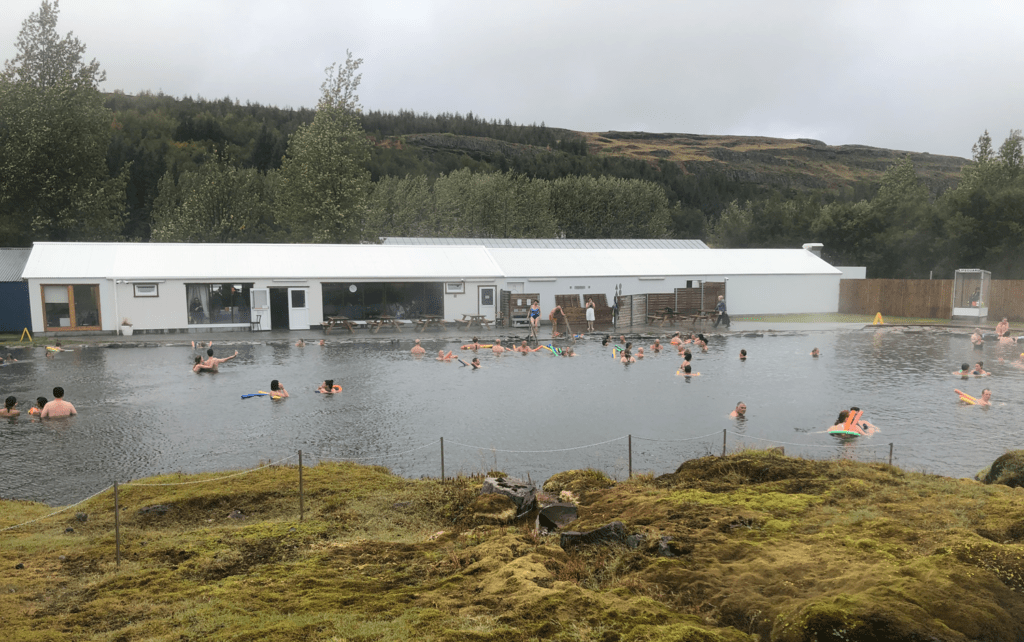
left=0, top=0, right=127, bottom=245
left=276, top=52, right=371, bottom=242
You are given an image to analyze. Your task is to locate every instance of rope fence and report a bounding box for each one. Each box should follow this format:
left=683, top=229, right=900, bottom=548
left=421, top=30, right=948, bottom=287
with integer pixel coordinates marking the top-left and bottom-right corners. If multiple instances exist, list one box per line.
left=0, top=428, right=910, bottom=542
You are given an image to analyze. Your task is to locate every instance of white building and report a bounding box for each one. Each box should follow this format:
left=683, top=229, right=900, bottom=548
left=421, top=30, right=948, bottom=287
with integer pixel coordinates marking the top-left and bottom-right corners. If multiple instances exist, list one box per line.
left=20, top=241, right=841, bottom=334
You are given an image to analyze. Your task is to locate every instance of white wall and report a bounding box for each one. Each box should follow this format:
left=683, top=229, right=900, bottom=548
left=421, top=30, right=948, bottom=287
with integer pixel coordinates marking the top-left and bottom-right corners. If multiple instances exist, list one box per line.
left=835, top=266, right=867, bottom=280
left=725, top=275, right=840, bottom=315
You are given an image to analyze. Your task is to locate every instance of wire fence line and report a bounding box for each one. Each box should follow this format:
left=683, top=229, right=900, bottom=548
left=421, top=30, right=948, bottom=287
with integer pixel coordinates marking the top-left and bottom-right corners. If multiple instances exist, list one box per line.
left=1, top=429, right=907, bottom=536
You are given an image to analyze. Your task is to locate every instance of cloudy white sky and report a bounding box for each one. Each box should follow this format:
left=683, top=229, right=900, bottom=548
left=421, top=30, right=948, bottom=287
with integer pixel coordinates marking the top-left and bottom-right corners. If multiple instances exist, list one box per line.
left=3, top=0, right=1022, bottom=159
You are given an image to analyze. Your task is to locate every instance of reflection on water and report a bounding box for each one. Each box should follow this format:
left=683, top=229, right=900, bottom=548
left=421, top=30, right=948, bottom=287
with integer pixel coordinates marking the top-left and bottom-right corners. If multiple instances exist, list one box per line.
left=2, top=329, right=1022, bottom=505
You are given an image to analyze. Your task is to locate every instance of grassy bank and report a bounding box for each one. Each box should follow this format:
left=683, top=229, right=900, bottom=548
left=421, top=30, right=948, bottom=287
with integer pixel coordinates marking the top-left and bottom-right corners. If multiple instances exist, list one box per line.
left=4, top=454, right=1024, bottom=641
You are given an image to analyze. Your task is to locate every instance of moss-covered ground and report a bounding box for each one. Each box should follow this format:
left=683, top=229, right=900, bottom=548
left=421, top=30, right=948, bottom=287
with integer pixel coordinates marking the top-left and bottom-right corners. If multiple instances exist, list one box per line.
left=4, top=453, right=1024, bottom=641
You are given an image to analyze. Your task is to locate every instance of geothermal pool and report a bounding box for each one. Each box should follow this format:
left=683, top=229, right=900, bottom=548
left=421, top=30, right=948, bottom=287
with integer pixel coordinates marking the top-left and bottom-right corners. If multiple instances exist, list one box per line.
left=2, top=328, right=1022, bottom=505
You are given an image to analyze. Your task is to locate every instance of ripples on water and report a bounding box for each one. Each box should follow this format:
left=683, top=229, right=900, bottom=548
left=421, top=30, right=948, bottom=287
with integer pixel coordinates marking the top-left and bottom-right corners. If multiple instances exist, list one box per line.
left=2, top=329, right=1022, bottom=505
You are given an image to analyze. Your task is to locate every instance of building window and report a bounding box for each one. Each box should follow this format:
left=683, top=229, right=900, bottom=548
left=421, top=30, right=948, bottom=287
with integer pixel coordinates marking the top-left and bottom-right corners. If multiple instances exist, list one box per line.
left=444, top=282, right=465, bottom=294
left=322, top=282, right=443, bottom=320
left=133, top=283, right=159, bottom=297
left=41, top=284, right=101, bottom=330
left=186, top=283, right=253, bottom=324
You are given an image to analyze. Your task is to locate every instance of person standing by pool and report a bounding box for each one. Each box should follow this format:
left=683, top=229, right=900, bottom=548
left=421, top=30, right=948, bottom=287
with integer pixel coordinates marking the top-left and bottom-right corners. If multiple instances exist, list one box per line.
left=549, top=305, right=565, bottom=338
left=713, top=295, right=730, bottom=328
left=0, top=396, right=19, bottom=417
left=730, top=402, right=746, bottom=418
left=269, top=380, right=289, bottom=398
left=41, top=387, right=76, bottom=418
left=972, top=328, right=984, bottom=350
left=528, top=301, right=541, bottom=338
left=411, top=339, right=426, bottom=355
left=585, top=297, right=596, bottom=332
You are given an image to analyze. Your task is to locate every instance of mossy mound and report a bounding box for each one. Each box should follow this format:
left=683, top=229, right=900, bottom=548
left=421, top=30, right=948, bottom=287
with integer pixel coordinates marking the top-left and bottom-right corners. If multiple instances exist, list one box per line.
left=467, top=493, right=516, bottom=525
left=543, top=468, right=615, bottom=494
left=5, top=454, right=1024, bottom=641
left=981, top=450, right=1024, bottom=487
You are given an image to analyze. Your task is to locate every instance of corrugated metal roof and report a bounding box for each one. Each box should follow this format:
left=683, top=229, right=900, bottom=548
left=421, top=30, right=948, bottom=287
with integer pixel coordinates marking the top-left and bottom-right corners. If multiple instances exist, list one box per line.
left=486, top=248, right=842, bottom=277
left=22, top=243, right=504, bottom=281
left=381, top=237, right=710, bottom=250
left=0, top=248, right=31, bottom=282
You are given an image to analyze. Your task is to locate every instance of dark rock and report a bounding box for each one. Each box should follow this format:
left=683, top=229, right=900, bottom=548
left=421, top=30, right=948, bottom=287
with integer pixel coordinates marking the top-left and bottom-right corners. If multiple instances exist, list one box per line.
left=15, top=562, right=24, bottom=569
left=656, top=536, right=693, bottom=557
left=229, top=510, right=246, bottom=520
left=981, top=451, right=1024, bottom=487
left=480, top=476, right=536, bottom=513
left=560, top=521, right=627, bottom=550
left=138, top=504, right=170, bottom=516
left=536, top=503, right=578, bottom=531
left=64, top=527, right=74, bottom=533
left=74, top=512, right=88, bottom=522
left=625, top=533, right=647, bottom=549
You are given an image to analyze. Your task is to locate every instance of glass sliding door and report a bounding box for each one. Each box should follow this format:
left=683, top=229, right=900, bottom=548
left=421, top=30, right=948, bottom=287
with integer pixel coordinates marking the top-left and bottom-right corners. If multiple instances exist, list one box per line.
left=41, top=284, right=101, bottom=331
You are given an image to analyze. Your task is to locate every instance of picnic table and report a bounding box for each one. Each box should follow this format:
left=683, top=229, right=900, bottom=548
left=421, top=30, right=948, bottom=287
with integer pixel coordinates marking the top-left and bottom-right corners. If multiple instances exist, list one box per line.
left=459, top=314, right=493, bottom=330
left=321, top=316, right=357, bottom=334
left=414, top=314, right=447, bottom=332
left=691, top=309, right=718, bottom=325
left=367, top=314, right=403, bottom=333
left=647, top=310, right=684, bottom=327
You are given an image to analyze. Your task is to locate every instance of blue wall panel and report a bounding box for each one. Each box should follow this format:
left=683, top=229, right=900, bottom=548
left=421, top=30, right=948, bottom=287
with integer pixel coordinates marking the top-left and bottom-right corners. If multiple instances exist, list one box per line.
left=0, top=282, right=31, bottom=332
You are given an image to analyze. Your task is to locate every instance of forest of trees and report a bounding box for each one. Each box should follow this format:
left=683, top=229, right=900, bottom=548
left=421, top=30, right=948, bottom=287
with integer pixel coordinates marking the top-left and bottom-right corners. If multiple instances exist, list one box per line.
left=3, top=1, right=1024, bottom=278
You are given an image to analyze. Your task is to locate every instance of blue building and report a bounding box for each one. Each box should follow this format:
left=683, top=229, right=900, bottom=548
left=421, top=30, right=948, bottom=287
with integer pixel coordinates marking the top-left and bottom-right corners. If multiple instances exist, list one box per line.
left=0, top=248, right=32, bottom=334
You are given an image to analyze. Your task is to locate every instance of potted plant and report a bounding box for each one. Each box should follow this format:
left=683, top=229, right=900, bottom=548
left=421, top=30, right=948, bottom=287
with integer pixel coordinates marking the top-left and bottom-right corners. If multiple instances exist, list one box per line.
left=120, top=318, right=133, bottom=336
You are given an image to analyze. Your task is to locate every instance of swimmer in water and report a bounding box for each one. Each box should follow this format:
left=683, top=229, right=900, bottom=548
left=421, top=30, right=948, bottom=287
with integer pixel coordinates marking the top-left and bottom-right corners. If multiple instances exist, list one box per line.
left=954, top=362, right=971, bottom=376
left=601, top=335, right=611, bottom=347
left=319, top=339, right=326, bottom=347
left=956, top=388, right=992, bottom=406
left=28, top=396, right=47, bottom=416
left=461, top=337, right=481, bottom=350
left=620, top=348, right=635, bottom=364
left=996, top=317, right=1010, bottom=338
left=564, top=347, right=576, bottom=357
left=269, top=380, right=289, bottom=398
left=682, top=364, right=700, bottom=376
left=295, top=338, right=306, bottom=347
left=973, top=361, right=989, bottom=376
left=40, top=387, right=76, bottom=418
left=192, top=356, right=214, bottom=373
left=436, top=350, right=454, bottom=361
left=0, top=396, right=19, bottom=418
left=830, top=408, right=877, bottom=435
left=971, top=328, right=984, bottom=350
left=730, top=402, right=746, bottom=418
left=317, top=379, right=337, bottom=393
left=811, top=348, right=820, bottom=357
left=740, top=349, right=747, bottom=360
left=669, top=332, right=682, bottom=345
left=4, top=353, right=16, bottom=363
left=650, top=339, right=663, bottom=352
left=517, top=340, right=543, bottom=354
left=635, top=347, right=645, bottom=359
left=201, top=349, right=239, bottom=372
left=492, top=339, right=510, bottom=354
left=411, top=339, right=426, bottom=355
left=470, top=357, right=482, bottom=369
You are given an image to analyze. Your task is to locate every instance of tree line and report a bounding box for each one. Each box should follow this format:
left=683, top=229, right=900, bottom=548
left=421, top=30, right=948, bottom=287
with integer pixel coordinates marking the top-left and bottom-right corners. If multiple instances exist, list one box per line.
left=4, top=1, right=1024, bottom=278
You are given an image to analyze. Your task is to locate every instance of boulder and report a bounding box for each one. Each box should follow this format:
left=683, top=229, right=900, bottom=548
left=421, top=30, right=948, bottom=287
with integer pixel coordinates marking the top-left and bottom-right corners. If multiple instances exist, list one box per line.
left=981, top=451, right=1024, bottom=488
left=480, top=476, right=535, bottom=513
left=138, top=504, right=170, bottom=516
left=74, top=512, right=88, bottom=522
left=536, top=503, right=578, bottom=531
left=560, top=521, right=627, bottom=550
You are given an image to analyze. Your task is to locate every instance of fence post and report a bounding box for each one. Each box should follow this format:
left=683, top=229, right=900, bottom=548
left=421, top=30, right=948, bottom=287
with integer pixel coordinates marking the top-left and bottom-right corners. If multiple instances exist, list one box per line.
left=298, top=450, right=304, bottom=522
left=440, top=437, right=445, bottom=482
left=114, top=482, right=121, bottom=567
left=888, top=443, right=893, bottom=466
left=628, top=434, right=632, bottom=479
left=722, top=429, right=727, bottom=457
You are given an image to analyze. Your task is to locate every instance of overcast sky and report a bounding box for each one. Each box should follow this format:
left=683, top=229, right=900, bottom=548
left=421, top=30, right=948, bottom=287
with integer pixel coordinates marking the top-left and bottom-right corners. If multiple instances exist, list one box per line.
left=3, top=0, right=1022, bottom=159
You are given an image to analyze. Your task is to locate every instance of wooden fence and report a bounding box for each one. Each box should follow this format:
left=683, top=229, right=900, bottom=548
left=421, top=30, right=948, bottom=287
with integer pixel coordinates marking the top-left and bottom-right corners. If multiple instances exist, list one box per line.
left=839, top=279, right=1024, bottom=322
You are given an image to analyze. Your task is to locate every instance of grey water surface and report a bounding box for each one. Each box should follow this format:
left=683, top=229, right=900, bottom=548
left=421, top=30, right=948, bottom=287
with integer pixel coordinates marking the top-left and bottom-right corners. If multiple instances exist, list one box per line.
left=1, top=329, right=1021, bottom=505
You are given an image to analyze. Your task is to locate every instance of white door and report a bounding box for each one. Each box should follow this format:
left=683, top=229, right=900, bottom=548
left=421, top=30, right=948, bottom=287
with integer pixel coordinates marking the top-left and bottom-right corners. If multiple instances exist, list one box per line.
left=250, top=288, right=270, bottom=331
left=288, top=288, right=309, bottom=330
left=478, top=286, right=496, bottom=320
